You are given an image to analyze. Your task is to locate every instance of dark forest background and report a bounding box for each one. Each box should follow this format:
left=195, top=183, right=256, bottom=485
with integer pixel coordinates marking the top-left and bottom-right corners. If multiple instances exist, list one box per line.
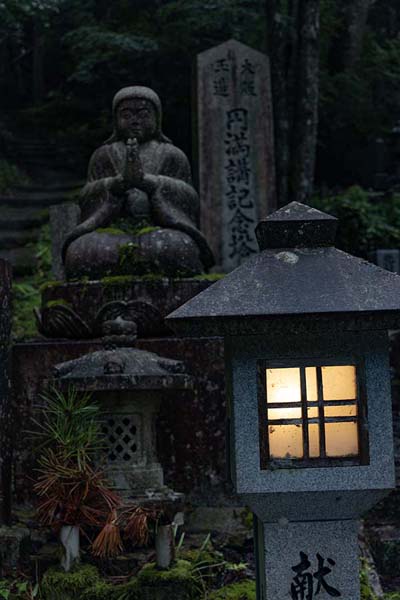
left=1, top=1, right=400, bottom=190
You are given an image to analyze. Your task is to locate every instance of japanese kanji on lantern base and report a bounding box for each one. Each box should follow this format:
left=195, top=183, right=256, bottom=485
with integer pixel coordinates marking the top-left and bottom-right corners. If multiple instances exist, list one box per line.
left=167, top=202, right=400, bottom=599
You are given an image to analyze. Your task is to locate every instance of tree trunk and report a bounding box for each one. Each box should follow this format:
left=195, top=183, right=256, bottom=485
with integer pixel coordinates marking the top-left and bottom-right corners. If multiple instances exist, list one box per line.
left=291, top=0, right=321, bottom=203
left=334, top=0, right=376, bottom=72
left=266, top=0, right=321, bottom=205
left=266, top=0, right=291, bottom=206
left=32, top=17, right=45, bottom=105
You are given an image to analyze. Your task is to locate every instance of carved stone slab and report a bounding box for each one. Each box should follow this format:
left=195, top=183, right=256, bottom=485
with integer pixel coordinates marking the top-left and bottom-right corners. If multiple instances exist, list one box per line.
left=195, top=39, right=276, bottom=271
left=37, top=277, right=214, bottom=340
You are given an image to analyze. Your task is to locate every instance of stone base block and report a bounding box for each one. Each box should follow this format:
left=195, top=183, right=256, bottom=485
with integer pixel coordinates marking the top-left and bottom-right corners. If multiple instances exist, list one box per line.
left=259, top=519, right=360, bottom=600
left=0, top=525, right=30, bottom=574
left=107, top=463, right=164, bottom=496
left=37, top=277, right=213, bottom=339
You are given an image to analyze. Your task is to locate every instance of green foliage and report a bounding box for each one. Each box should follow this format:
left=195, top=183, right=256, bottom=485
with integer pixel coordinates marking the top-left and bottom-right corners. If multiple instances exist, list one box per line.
left=0, top=160, right=29, bottom=193
left=12, top=223, right=52, bottom=340
left=0, top=578, right=40, bottom=600
left=208, top=580, right=256, bottom=600
left=33, top=386, right=102, bottom=469
left=360, top=560, right=378, bottom=600
left=310, top=186, right=400, bottom=257
left=64, top=26, right=158, bottom=85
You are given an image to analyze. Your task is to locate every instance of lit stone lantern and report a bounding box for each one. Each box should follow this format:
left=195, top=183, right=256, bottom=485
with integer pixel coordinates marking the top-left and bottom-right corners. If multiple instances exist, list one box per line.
left=53, top=347, right=192, bottom=499
left=167, top=202, right=400, bottom=599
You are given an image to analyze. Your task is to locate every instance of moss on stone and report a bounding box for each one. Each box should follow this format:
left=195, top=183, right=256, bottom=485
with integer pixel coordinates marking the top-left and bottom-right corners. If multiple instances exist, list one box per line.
left=81, top=580, right=128, bottom=600
left=95, top=227, right=126, bottom=236
left=135, top=226, right=160, bottom=236
left=45, top=299, right=72, bottom=309
left=100, top=274, right=137, bottom=286
left=208, top=580, right=256, bottom=599
left=240, top=507, right=254, bottom=530
left=42, top=565, right=100, bottom=600
left=193, top=273, right=225, bottom=281
left=40, top=280, right=64, bottom=293
left=112, top=578, right=140, bottom=600
left=137, top=560, right=202, bottom=598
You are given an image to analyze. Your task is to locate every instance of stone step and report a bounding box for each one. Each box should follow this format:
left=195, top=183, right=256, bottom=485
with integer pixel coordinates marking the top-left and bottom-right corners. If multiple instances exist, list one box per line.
left=0, top=207, right=48, bottom=229
left=13, top=181, right=83, bottom=193
left=0, top=190, right=78, bottom=207
left=0, top=247, right=38, bottom=275
left=0, top=229, right=40, bottom=250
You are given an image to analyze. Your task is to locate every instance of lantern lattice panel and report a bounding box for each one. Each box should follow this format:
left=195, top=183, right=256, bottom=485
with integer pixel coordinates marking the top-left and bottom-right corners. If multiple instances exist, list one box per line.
left=102, top=414, right=140, bottom=464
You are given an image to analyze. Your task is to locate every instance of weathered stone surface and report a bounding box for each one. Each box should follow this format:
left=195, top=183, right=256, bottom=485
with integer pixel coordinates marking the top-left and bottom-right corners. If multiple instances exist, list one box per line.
left=0, top=260, right=12, bottom=525
left=37, top=277, right=214, bottom=340
left=63, top=86, right=214, bottom=280
left=195, top=39, right=276, bottom=271
left=0, top=525, right=30, bottom=573
left=49, top=202, right=81, bottom=280
left=167, top=202, right=400, bottom=336
left=262, top=520, right=360, bottom=600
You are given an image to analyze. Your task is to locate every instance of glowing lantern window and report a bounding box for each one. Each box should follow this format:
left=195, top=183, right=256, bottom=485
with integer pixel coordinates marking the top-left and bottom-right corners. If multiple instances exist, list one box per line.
left=258, top=363, right=368, bottom=468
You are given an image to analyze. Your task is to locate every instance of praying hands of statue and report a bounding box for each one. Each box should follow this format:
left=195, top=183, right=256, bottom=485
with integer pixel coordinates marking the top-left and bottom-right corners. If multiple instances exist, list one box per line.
left=110, top=137, right=145, bottom=198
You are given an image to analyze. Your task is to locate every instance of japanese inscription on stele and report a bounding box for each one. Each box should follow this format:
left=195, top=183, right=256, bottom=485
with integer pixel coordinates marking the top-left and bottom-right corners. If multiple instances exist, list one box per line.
left=196, top=39, right=276, bottom=271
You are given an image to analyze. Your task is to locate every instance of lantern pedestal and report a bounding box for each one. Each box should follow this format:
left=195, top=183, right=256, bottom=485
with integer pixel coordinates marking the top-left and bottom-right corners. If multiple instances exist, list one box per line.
left=255, top=517, right=360, bottom=599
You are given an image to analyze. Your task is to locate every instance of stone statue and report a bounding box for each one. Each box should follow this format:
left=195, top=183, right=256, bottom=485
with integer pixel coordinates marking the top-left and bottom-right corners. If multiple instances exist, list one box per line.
left=63, top=86, right=214, bottom=279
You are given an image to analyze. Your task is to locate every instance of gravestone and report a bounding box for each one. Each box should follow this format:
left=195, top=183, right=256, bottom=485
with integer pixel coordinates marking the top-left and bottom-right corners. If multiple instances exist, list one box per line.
left=195, top=39, right=276, bottom=271
left=49, top=203, right=81, bottom=280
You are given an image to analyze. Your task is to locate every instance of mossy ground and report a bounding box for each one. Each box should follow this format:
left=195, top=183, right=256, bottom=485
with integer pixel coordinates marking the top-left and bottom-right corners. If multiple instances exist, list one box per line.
left=208, top=580, right=256, bottom=599
left=40, top=561, right=201, bottom=600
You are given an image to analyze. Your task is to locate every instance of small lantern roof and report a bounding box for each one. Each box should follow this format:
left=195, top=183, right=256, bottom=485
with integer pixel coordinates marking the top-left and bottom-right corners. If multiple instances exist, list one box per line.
left=52, top=347, right=193, bottom=392
left=167, top=202, right=400, bottom=336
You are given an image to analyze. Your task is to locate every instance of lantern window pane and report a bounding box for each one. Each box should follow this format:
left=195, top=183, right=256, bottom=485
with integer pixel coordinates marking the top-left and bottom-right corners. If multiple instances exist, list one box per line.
left=325, top=422, right=359, bottom=457
left=324, top=405, right=357, bottom=418
left=321, top=365, right=357, bottom=401
left=262, top=363, right=364, bottom=467
left=308, top=424, right=320, bottom=458
left=266, top=368, right=301, bottom=404
left=268, top=407, right=302, bottom=420
left=306, top=367, right=318, bottom=401
left=269, top=424, right=303, bottom=459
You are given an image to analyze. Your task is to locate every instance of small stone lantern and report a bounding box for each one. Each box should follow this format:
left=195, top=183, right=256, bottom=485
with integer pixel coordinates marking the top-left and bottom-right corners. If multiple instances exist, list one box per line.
left=167, top=202, right=400, bottom=599
left=53, top=347, right=192, bottom=499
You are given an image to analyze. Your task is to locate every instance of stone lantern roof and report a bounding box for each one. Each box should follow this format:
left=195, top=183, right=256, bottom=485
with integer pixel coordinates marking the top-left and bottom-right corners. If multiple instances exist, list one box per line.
left=53, top=347, right=193, bottom=392
left=167, top=202, right=400, bottom=336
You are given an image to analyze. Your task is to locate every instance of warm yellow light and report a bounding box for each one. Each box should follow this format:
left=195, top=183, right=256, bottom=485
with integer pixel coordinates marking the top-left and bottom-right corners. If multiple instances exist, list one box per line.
left=267, top=368, right=301, bottom=404
left=269, top=424, right=303, bottom=459
left=265, top=365, right=359, bottom=461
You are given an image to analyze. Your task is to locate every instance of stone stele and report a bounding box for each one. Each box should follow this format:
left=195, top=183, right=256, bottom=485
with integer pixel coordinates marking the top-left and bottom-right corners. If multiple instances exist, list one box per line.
left=195, top=39, right=276, bottom=272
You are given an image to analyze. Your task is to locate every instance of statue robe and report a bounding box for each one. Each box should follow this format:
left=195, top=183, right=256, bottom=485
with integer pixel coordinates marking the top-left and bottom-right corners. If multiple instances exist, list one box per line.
left=63, top=139, right=214, bottom=274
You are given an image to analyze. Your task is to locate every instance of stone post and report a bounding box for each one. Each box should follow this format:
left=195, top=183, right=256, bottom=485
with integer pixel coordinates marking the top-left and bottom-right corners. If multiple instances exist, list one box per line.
left=0, top=260, right=12, bottom=524
left=194, top=39, right=276, bottom=271
left=49, top=203, right=81, bottom=280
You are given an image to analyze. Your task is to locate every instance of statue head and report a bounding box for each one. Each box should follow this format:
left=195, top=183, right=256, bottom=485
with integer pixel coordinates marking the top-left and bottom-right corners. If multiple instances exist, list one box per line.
left=106, top=86, right=171, bottom=144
